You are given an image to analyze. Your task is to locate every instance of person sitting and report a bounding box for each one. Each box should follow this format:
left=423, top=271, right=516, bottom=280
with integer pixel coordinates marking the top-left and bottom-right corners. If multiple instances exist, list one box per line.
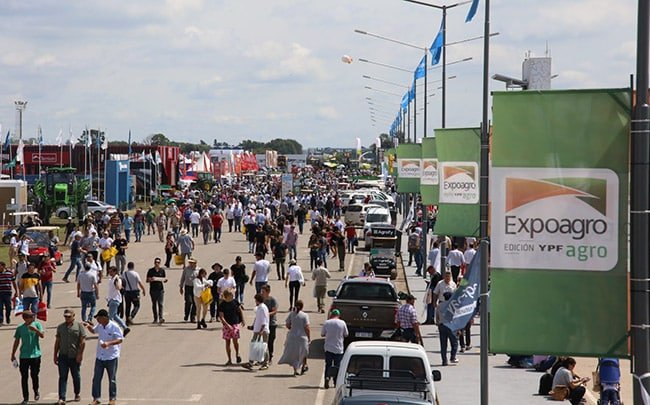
left=551, top=357, right=589, bottom=405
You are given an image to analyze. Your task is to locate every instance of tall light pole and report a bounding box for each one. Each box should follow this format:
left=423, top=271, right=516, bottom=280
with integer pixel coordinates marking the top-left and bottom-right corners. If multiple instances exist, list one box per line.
left=14, top=101, right=27, bottom=179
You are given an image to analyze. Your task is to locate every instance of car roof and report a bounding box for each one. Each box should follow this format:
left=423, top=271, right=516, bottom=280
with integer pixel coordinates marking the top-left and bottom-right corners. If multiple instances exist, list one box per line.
left=341, top=276, right=393, bottom=285
left=366, top=207, right=390, bottom=213
left=347, top=340, right=426, bottom=351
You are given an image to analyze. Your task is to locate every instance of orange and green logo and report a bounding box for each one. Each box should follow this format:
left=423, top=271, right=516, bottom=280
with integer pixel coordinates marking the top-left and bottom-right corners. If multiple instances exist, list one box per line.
left=443, top=165, right=476, bottom=181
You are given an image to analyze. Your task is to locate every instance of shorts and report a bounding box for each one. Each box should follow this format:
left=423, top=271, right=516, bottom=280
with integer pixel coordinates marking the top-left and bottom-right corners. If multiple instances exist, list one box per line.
left=222, top=323, right=241, bottom=340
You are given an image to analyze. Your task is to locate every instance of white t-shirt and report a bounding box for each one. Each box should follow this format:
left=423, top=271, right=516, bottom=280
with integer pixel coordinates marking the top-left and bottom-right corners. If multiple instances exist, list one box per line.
left=433, top=279, right=457, bottom=303
left=447, top=249, right=465, bottom=267
left=286, top=265, right=304, bottom=283
left=321, top=318, right=349, bottom=354
left=99, top=237, right=113, bottom=250
left=253, top=260, right=270, bottom=283
left=190, top=211, right=201, bottom=225
left=216, top=276, right=236, bottom=293
left=107, top=275, right=123, bottom=303
left=253, top=302, right=270, bottom=333
left=464, top=248, right=476, bottom=266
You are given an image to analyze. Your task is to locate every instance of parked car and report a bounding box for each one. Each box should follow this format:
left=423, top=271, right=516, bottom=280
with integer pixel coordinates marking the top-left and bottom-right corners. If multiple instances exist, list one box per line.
left=24, top=227, right=63, bottom=265
left=327, top=277, right=405, bottom=343
left=362, top=207, right=392, bottom=242
left=56, top=200, right=116, bottom=219
left=332, top=341, right=442, bottom=405
left=344, top=204, right=382, bottom=227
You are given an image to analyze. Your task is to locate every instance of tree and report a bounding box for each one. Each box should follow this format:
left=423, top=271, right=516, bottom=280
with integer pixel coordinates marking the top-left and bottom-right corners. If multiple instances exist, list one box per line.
left=145, top=133, right=171, bottom=146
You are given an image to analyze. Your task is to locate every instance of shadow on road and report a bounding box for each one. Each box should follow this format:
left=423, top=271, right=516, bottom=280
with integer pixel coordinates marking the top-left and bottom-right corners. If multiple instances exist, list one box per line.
left=181, top=362, right=221, bottom=368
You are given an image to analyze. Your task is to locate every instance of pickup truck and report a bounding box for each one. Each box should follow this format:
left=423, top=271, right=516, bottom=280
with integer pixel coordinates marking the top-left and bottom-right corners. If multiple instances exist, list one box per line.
left=332, top=341, right=442, bottom=405
left=327, top=277, right=405, bottom=342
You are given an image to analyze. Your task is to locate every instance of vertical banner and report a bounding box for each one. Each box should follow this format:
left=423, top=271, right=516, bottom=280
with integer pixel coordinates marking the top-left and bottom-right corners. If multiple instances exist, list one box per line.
left=396, top=144, right=421, bottom=193
left=385, top=148, right=397, bottom=177
left=490, top=89, right=630, bottom=357
left=434, top=128, right=480, bottom=236
left=420, top=137, right=439, bottom=205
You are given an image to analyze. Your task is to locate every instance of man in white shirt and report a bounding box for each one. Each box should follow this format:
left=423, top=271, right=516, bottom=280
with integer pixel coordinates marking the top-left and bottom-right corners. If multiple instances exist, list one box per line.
left=249, top=253, right=270, bottom=294
left=98, top=232, right=113, bottom=274
left=241, top=293, right=270, bottom=371
left=189, top=210, right=201, bottom=238
left=77, top=263, right=100, bottom=322
left=433, top=270, right=458, bottom=366
left=321, top=309, right=348, bottom=388
left=428, top=241, right=441, bottom=274
left=463, top=242, right=477, bottom=267
left=446, top=244, right=466, bottom=283
left=84, top=309, right=123, bottom=405
left=106, top=267, right=130, bottom=336
left=122, top=262, right=146, bottom=326
left=216, top=268, right=236, bottom=296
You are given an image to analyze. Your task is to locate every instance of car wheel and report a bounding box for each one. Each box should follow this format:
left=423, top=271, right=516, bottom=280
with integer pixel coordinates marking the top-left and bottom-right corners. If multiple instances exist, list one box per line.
left=58, top=211, right=69, bottom=219
left=2, top=235, right=10, bottom=244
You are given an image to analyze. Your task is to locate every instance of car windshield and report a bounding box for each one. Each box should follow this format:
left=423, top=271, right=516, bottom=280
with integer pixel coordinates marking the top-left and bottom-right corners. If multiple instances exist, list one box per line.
left=25, top=232, right=50, bottom=247
left=366, top=214, right=390, bottom=223
left=337, top=282, right=397, bottom=301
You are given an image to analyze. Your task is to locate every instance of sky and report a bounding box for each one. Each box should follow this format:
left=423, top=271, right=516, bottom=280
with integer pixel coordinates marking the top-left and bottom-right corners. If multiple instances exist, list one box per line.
left=0, top=0, right=638, bottom=149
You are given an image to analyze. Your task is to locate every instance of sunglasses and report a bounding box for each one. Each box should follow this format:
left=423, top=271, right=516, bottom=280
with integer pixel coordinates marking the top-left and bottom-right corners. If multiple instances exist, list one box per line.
left=64, top=314, right=73, bottom=318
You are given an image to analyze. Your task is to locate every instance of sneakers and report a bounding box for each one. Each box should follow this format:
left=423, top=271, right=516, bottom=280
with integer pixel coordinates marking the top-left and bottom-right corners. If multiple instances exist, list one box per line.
left=57, top=400, right=66, bottom=405
left=450, top=358, right=459, bottom=364
left=123, top=327, right=131, bottom=337
left=225, top=360, right=233, bottom=366
left=35, top=391, right=40, bottom=400
left=259, top=363, right=269, bottom=371
left=236, top=355, right=242, bottom=363
left=241, top=362, right=253, bottom=370
left=159, top=318, right=165, bottom=324
left=324, top=378, right=330, bottom=389
left=460, top=347, right=465, bottom=353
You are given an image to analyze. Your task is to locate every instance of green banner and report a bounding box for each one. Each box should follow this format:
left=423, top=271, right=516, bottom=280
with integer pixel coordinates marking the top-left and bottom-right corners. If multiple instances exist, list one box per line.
left=434, top=128, right=480, bottom=236
left=490, top=89, right=630, bottom=357
left=396, top=144, right=421, bottom=194
left=420, top=137, right=439, bottom=206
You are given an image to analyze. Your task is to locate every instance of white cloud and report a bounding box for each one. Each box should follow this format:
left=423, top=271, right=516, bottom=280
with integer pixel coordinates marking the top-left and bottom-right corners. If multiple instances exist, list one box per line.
left=33, top=54, right=57, bottom=67
left=317, top=106, right=339, bottom=120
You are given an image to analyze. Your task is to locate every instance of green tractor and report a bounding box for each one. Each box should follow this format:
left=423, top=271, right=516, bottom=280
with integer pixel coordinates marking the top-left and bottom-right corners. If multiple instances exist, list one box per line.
left=193, top=172, right=216, bottom=192
left=33, top=167, right=91, bottom=224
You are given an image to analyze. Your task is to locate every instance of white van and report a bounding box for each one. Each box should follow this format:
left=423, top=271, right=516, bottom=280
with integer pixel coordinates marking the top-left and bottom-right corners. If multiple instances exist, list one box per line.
left=344, top=204, right=382, bottom=227
left=333, top=341, right=441, bottom=405
left=362, top=207, right=392, bottom=243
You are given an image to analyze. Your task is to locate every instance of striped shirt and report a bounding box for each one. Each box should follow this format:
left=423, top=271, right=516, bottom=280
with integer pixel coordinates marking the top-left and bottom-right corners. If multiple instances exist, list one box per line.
left=0, top=269, right=15, bottom=294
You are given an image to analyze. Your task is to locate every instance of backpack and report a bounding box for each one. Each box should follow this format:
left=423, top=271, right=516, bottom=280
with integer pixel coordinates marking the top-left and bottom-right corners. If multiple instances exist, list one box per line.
left=538, top=373, right=553, bottom=395
left=407, top=233, right=420, bottom=252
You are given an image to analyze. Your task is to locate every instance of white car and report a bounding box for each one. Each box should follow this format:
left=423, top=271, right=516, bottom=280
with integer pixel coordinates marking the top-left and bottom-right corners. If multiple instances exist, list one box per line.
left=344, top=203, right=382, bottom=227
left=362, top=207, right=392, bottom=245
left=333, top=341, right=441, bottom=404
left=56, top=200, right=117, bottom=219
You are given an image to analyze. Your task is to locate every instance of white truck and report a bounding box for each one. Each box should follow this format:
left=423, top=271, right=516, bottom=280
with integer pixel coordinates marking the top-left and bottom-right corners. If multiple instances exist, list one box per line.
left=332, top=341, right=442, bottom=405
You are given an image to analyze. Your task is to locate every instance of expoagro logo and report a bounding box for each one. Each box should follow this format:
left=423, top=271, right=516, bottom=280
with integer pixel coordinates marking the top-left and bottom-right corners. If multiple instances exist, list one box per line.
left=397, top=159, right=421, bottom=178
left=439, top=161, right=479, bottom=204
left=421, top=158, right=439, bottom=185
left=491, top=167, right=619, bottom=271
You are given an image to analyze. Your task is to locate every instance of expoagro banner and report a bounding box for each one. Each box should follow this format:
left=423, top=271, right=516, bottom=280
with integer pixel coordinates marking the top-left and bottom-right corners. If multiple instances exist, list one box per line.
left=433, top=128, right=480, bottom=236
left=490, top=89, right=630, bottom=357
left=420, top=137, right=439, bottom=205
left=396, top=144, right=421, bottom=194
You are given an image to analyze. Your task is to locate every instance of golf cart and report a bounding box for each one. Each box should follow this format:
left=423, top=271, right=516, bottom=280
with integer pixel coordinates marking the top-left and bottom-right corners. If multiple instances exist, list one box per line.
left=368, top=225, right=398, bottom=280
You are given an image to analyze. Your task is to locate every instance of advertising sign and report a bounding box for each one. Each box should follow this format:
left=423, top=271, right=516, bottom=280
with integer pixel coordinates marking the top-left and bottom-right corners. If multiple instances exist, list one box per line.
left=490, top=89, right=630, bottom=357
left=281, top=174, right=293, bottom=196
left=439, top=161, right=479, bottom=204
left=420, top=137, right=439, bottom=206
left=396, top=144, right=421, bottom=193
left=420, top=159, right=439, bottom=185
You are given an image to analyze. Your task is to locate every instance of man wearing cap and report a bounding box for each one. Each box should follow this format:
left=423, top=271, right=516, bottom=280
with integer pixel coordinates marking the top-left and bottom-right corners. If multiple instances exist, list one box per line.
left=179, top=258, right=198, bottom=322
left=321, top=309, right=348, bottom=389
left=397, top=294, right=423, bottom=346
left=54, top=309, right=86, bottom=404
left=84, top=309, right=123, bottom=405
left=11, top=309, right=45, bottom=405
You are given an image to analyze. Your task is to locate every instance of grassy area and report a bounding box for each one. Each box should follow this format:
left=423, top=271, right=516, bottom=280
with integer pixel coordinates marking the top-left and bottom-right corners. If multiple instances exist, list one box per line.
left=0, top=246, right=8, bottom=265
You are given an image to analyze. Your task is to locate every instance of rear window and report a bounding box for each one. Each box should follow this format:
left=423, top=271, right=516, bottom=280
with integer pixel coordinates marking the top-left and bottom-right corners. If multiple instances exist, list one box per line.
left=366, top=214, right=390, bottom=223
left=347, top=205, right=362, bottom=212
left=346, top=355, right=383, bottom=376
left=389, top=356, right=427, bottom=379
left=337, top=282, right=397, bottom=301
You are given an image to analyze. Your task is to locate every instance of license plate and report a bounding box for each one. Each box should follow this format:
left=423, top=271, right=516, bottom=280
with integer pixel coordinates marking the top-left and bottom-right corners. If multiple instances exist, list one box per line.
left=355, top=332, right=373, bottom=338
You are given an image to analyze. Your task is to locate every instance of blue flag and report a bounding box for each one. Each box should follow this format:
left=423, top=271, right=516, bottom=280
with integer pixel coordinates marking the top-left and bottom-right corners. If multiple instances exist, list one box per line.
left=408, top=82, right=416, bottom=102
left=439, top=249, right=481, bottom=332
left=414, top=56, right=426, bottom=80
left=429, top=21, right=444, bottom=66
left=465, top=0, right=479, bottom=22
left=401, top=92, right=409, bottom=111
left=2, top=131, right=10, bottom=153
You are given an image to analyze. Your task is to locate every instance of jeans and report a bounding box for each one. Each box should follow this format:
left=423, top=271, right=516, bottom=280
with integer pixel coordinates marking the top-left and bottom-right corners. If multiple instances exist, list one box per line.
left=600, top=388, right=620, bottom=405
left=22, top=296, right=39, bottom=315
left=310, top=250, right=318, bottom=270
left=92, top=357, right=118, bottom=401
left=115, top=255, right=126, bottom=274
left=124, top=229, right=131, bottom=243
left=213, top=227, right=221, bottom=242
left=450, top=265, right=461, bottom=283
left=58, top=355, right=81, bottom=401
left=80, top=291, right=97, bottom=322
left=347, top=237, right=355, bottom=253
left=124, top=290, right=141, bottom=320
left=183, top=285, right=196, bottom=320
left=108, top=299, right=127, bottom=330
left=0, top=292, right=12, bottom=323
left=209, top=291, right=219, bottom=319
left=164, top=251, right=172, bottom=268
left=202, top=230, right=210, bottom=244
left=134, top=223, right=143, bottom=242
left=324, top=352, right=343, bottom=383
left=234, top=217, right=242, bottom=232
left=268, top=325, right=277, bottom=358
left=438, top=323, right=458, bottom=364
left=64, top=256, right=83, bottom=280
left=235, top=282, right=245, bottom=304
left=19, top=357, right=40, bottom=401
left=275, top=258, right=286, bottom=280
left=337, top=247, right=346, bottom=271
left=255, top=281, right=266, bottom=294
left=319, top=250, right=328, bottom=268
left=42, top=281, right=52, bottom=307
left=150, top=290, right=164, bottom=322
left=288, top=245, right=297, bottom=260
left=191, top=223, right=199, bottom=237
left=227, top=218, right=233, bottom=232
left=288, top=281, right=301, bottom=309
left=414, top=251, right=423, bottom=275
left=568, top=386, right=587, bottom=405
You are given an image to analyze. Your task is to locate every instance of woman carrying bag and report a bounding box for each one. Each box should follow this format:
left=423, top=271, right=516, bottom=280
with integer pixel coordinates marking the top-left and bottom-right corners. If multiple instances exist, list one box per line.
left=192, top=268, right=213, bottom=330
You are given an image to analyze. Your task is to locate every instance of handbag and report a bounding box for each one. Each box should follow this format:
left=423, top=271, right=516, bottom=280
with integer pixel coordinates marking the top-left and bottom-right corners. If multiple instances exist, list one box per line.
left=174, top=254, right=184, bottom=266
left=13, top=297, right=24, bottom=317
left=242, top=274, right=250, bottom=283
left=249, top=336, right=267, bottom=363
left=200, top=287, right=213, bottom=305
left=550, top=386, right=569, bottom=401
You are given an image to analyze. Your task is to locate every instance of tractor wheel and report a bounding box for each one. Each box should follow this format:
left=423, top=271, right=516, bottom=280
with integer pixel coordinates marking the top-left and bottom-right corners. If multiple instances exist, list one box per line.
left=58, top=211, right=69, bottom=219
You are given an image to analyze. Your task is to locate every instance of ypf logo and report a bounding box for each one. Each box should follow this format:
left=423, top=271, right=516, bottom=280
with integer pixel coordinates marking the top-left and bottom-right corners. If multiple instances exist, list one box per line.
left=439, top=161, right=479, bottom=204
left=397, top=158, right=421, bottom=178
left=421, top=158, right=439, bottom=185
left=491, top=167, right=619, bottom=271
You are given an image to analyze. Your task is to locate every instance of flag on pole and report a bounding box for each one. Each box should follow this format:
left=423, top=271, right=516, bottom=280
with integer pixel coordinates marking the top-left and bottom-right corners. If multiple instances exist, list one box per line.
left=16, top=139, right=24, bottom=163
left=429, top=20, right=444, bottom=66
left=56, top=129, right=63, bottom=147
left=401, top=92, right=409, bottom=111
left=101, top=134, right=108, bottom=150
left=356, top=137, right=362, bottom=157
left=38, top=126, right=43, bottom=146
left=128, top=130, right=132, bottom=156
left=465, top=0, right=480, bottom=23
left=439, top=249, right=481, bottom=331
left=2, top=130, right=10, bottom=153
left=414, top=56, right=426, bottom=80
left=69, top=128, right=76, bottom=147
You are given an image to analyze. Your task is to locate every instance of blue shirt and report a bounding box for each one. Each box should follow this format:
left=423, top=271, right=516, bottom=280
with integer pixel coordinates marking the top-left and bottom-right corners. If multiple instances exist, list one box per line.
left=122, top=217, right=133, bottom=230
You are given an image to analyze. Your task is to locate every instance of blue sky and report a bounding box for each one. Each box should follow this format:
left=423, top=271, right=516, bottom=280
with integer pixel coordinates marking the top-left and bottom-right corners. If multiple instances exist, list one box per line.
left=0, top=0, right=637, bottom=148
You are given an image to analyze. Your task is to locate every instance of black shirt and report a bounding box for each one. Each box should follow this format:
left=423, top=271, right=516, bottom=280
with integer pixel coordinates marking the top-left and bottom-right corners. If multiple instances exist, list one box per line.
left=273, top=243, right=287, bottom=259
left=208, top=271, right=223, bottom=294
left=231, top=263, right=247, bottom=283
left=113, top=238, right=128, bottom=256
left=219, top=300, right=242, bottom=325
left=146, top=267, right=166, bottom=294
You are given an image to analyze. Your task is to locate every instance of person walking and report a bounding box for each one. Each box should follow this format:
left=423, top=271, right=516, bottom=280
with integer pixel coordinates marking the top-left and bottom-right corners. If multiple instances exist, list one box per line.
left=278, top=300, right=310, bottom=376
left=77, top=262, right=100, bottom=323
left=331, top=228, right=346, bottom=272
left=106, top=266, right=130, bottom=336
left=447, top=244, right=465, bottom=283
left=397, top=294, right=423, bottom=345
left=285, top=225, right=298, bottom=260
left=176, top=230, right=194, bottom=267
left=19, top=263, right=42, bottom=315
left=250, top=252, right=271, bottom=294
left=11, top=309, right=44, bottom=405
left=285, top=259, right=305, bottom=310
left=230, top=256, right=247, bottom=305
left=146, top=257, right=167, bottom=324
left=207, top=263, right=224, bottom=322
left=156, top=211, right=166, bottom=242
left=225, top=204, right=234, bottom=233
left=211, top=210, right=223, bottom=243
left=163, top=231, right=175, bottom=268
left=433, top=270, right=458, bottom=366
left=321, top=309, right=348, bottom=388
left=311, top=258, right=331, bottom=313
left=63, top=233, right=84, bottom=282
left=218, top=289, right=244, bottom=366
left=199, top=212, right=212, bottom=245
left=112, top=233, right=128, bottom=275
left=192, top=268, right=213, bottom=329
left=179, top=258, right=198, bottom=323
left=260, top=284, right=278, bottom=363
left=122, top=262, right=146, bottom=326
left=190, top=209, right=201, bottom=238
left=0, top=261, right=18, bottom=325
left=272, top=236, right=288, bottom=280
left=84, top=309, right=123, bottom=405
left=241, top=293, right=270, bottom=371
left=98, top=231, right=113, bottom=275
left=54, top=309, right=86, bottom=404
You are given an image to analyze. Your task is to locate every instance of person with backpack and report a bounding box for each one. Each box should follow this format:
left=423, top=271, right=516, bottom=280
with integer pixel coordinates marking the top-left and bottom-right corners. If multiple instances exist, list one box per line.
left=106, top=266, right=130, bottom=336
left=407, top=228, right=423, bottom=276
